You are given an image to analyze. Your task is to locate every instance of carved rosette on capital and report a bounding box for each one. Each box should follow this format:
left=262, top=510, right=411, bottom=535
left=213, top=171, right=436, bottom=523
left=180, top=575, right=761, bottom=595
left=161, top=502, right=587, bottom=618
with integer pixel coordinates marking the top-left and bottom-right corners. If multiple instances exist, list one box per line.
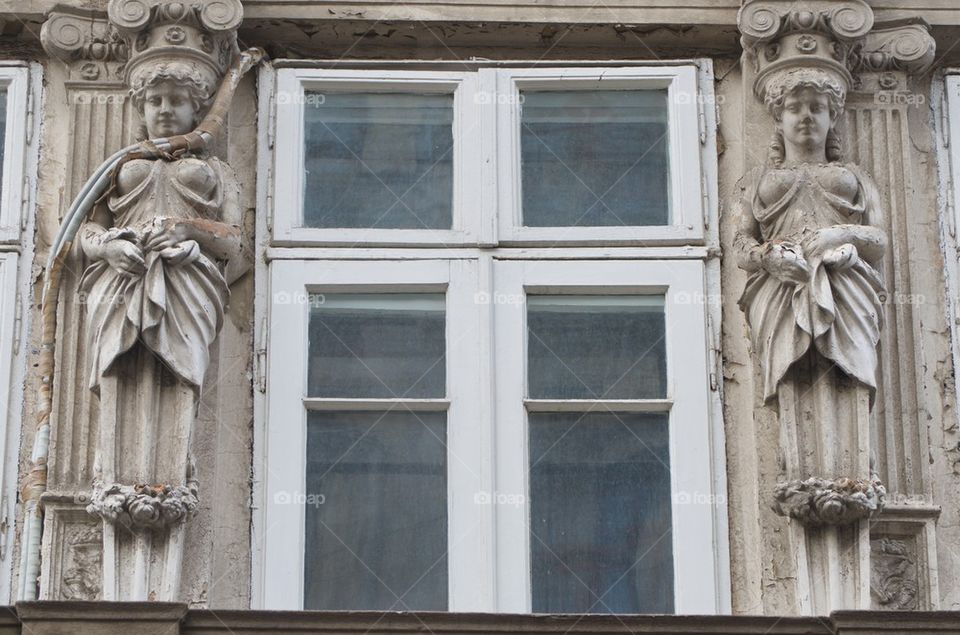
left=735, top=0, right=935, bottom=615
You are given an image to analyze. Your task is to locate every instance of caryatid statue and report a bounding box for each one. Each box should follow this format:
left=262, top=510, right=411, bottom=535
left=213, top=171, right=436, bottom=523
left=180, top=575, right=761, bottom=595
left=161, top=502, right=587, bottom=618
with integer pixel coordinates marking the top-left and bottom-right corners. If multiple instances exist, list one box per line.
left=733, top=0, right=898, bottom=613
left=78, top=0, right=250, bottom=601
left=736, top=0, right=889, bottom=530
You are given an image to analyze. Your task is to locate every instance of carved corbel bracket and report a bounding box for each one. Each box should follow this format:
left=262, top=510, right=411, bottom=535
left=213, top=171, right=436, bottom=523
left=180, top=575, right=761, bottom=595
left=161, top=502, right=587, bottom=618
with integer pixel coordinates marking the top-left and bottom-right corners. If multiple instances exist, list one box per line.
left=772, top=475, right=886, bottom=527
left=86, top=479, right=200, bottom=531
left=40, top=6, right=128, bottom=83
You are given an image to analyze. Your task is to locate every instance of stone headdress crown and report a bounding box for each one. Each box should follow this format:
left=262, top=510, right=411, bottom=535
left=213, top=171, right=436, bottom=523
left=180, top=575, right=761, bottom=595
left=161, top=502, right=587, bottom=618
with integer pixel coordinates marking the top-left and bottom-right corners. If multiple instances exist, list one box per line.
left=107, top=0, right=244, bottom=96
left=738, top=0, right=874, bottom=101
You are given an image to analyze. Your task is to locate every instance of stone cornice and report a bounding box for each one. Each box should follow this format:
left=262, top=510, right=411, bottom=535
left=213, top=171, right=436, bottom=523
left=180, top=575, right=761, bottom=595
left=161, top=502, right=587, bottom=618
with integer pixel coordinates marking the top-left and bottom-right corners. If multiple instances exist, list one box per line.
left=10, top=0, right=960, bottom=27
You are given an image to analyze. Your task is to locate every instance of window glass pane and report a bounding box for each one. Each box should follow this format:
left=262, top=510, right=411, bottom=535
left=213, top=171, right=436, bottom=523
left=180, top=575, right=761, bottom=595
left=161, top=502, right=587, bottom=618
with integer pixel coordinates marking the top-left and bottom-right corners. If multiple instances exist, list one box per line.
left=529, top=412, right=673, bottom=613
left=520, top=89, right=670, bottom=227
left=527, top=296, right=666, bottom=399
left=305, top=411, right=448, bottom=610
left=308, top=293, right=445, bottom=398
left=303, top=92, right=454, bottom=229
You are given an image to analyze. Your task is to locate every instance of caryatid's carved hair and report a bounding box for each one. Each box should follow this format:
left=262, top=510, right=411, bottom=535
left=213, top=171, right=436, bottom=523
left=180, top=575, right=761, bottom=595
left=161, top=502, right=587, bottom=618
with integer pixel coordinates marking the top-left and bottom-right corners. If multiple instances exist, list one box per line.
left=763, top=68, right=847, bottom=167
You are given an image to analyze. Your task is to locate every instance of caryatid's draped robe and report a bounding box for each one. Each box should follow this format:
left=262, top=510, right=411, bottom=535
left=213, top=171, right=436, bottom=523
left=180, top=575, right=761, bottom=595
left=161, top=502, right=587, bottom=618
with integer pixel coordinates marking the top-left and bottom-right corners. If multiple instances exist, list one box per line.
left=81, top=156, right=233, bottom=394
left=738, top=163, right=886, bottom=402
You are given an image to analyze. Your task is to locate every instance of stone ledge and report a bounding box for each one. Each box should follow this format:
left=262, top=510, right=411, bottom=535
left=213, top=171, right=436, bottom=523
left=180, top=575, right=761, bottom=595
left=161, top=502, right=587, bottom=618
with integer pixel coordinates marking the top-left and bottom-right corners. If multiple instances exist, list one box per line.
left=182, top=611, right=832, bottom=634
left=3, top=605, right=960, bottom=634
left=831, top=610, right=960, bottom=632
left=16, top=601, right=187, bottom=635
left=0, top=605, right=956, bottom=633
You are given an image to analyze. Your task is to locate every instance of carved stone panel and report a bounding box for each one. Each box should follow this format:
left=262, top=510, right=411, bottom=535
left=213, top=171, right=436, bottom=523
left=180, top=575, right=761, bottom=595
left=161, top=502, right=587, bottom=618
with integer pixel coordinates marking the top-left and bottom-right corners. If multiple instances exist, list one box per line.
left=39, top=502, right=103, bottom=601
left=871, top=536, right=919, bottom=610
left=869, top=509, right=940, bottom=610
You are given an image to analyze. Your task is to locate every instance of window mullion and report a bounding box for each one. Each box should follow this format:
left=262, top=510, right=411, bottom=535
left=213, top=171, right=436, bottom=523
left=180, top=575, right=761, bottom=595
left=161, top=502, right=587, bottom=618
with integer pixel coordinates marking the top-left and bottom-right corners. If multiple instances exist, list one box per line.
left=445, top=258, right=495, bottom=611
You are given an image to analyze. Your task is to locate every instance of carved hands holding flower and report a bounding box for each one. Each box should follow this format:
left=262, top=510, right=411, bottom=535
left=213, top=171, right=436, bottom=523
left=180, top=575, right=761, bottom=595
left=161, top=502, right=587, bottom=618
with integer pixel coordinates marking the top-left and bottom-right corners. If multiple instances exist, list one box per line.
left=759, top=225, right=862, bottom=285
left=744, top=225, right=882, bottom=284
left=142, top=217, right=202, bottom=267
left=82, top=216, right=241, bottom=278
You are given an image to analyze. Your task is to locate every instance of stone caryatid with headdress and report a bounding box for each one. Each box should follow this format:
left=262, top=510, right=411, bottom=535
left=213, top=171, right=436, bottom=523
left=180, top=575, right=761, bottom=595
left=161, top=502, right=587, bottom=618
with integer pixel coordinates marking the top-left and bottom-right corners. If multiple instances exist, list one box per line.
left=735, top=0, right=888, bottom=527
left=734, top=0, right=935, bottom=613
left=77, top=0, right=249, bottom=601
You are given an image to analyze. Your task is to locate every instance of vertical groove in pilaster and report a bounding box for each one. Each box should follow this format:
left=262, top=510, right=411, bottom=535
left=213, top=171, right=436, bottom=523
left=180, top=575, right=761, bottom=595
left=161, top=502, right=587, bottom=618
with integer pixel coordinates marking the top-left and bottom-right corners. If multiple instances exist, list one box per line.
left=49, top=85, right=131, bottom=493
left=846, top=100, right=925, bottom=499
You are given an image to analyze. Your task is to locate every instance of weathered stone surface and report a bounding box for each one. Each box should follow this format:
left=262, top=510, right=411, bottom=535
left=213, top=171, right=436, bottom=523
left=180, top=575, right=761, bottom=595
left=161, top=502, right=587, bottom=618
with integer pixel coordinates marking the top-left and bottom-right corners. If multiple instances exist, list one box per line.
left=773, top=477, right=885, bottom=526
left=17, top=601, right=186, bottom=635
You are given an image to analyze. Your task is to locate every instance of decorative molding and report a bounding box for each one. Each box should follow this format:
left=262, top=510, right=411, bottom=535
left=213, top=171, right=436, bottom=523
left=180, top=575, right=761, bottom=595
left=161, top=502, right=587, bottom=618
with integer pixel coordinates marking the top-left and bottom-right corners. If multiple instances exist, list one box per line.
left=868, top=506, right=940, bottom=610
left=40, top=6, right=127, bottom=82
left=108, top=0, right=242, bottom=90
left=739, top=1, right=874, bottom=48
left=60, top=524, right=103, bottom=601
left=853, top=21, right=936, bottom=75
left=773, top=476, right=885, bottom=527
left=86, top=480, right=200, bottom=530
left=39, top=504, right=104, bottom=602
left=870, top=537, right=919, bottom=610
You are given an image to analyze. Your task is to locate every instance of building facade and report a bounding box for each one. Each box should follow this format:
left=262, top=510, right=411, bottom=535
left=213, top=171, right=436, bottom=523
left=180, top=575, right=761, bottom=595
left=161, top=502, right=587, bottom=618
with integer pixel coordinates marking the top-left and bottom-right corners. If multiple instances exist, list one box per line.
left=0, top=0, right=955, bottom=630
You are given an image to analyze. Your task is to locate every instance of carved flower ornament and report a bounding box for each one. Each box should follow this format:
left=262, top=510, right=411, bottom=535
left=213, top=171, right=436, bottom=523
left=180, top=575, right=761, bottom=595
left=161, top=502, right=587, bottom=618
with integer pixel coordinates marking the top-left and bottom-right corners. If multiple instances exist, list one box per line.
left=772, top=476, right=886, bottom=526
left=164, top=25, right=187, bottom=45
left=87, top=481, right=200, bottom=530
left=796, top=34, right=818, bottom=53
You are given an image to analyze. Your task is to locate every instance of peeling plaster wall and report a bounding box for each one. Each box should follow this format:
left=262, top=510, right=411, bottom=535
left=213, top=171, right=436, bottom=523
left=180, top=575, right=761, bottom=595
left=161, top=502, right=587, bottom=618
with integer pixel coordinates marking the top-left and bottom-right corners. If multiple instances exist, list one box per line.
left=714, top=59, right=768, bottom=615
left=16, top=52, right=70, bottom=605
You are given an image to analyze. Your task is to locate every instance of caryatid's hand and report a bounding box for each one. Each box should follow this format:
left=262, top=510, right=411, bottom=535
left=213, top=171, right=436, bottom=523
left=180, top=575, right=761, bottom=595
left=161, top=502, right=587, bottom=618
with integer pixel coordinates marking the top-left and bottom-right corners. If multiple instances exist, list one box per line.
left=102, top=236, right=146, bottom=278
left=761, top=241, right=812, bottom=285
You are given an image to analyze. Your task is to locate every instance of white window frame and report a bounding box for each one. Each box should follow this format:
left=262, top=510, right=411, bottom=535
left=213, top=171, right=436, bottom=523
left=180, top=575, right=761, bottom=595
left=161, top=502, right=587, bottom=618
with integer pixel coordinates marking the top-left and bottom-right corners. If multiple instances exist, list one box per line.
left=938, top=73, right=960, bottom=426
left=494, top=66, right=704, bottom=246
left=272, top=69, right=488, bottom=247
left=0, top=61, right=39, bottom=604
left=269, top=65, right=704, bottom=248
left=0, top=65, right=30, bottom=243
left=255, top=59, right=729, bottom=614
left=260, top=259, right=721, bottom=613
left=0, top=255, right=19, bottom=537
left=262, top=258, right=491, bottom=610
left=491, top=259, right=719, bottom=614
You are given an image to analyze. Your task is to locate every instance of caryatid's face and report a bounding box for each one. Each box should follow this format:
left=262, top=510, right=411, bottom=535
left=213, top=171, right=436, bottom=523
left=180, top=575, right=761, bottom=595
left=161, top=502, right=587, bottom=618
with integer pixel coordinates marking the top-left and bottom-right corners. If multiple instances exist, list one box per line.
left=143, top=80, right=197, bottom=138
left=779, top=86, right=833, bottom=154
